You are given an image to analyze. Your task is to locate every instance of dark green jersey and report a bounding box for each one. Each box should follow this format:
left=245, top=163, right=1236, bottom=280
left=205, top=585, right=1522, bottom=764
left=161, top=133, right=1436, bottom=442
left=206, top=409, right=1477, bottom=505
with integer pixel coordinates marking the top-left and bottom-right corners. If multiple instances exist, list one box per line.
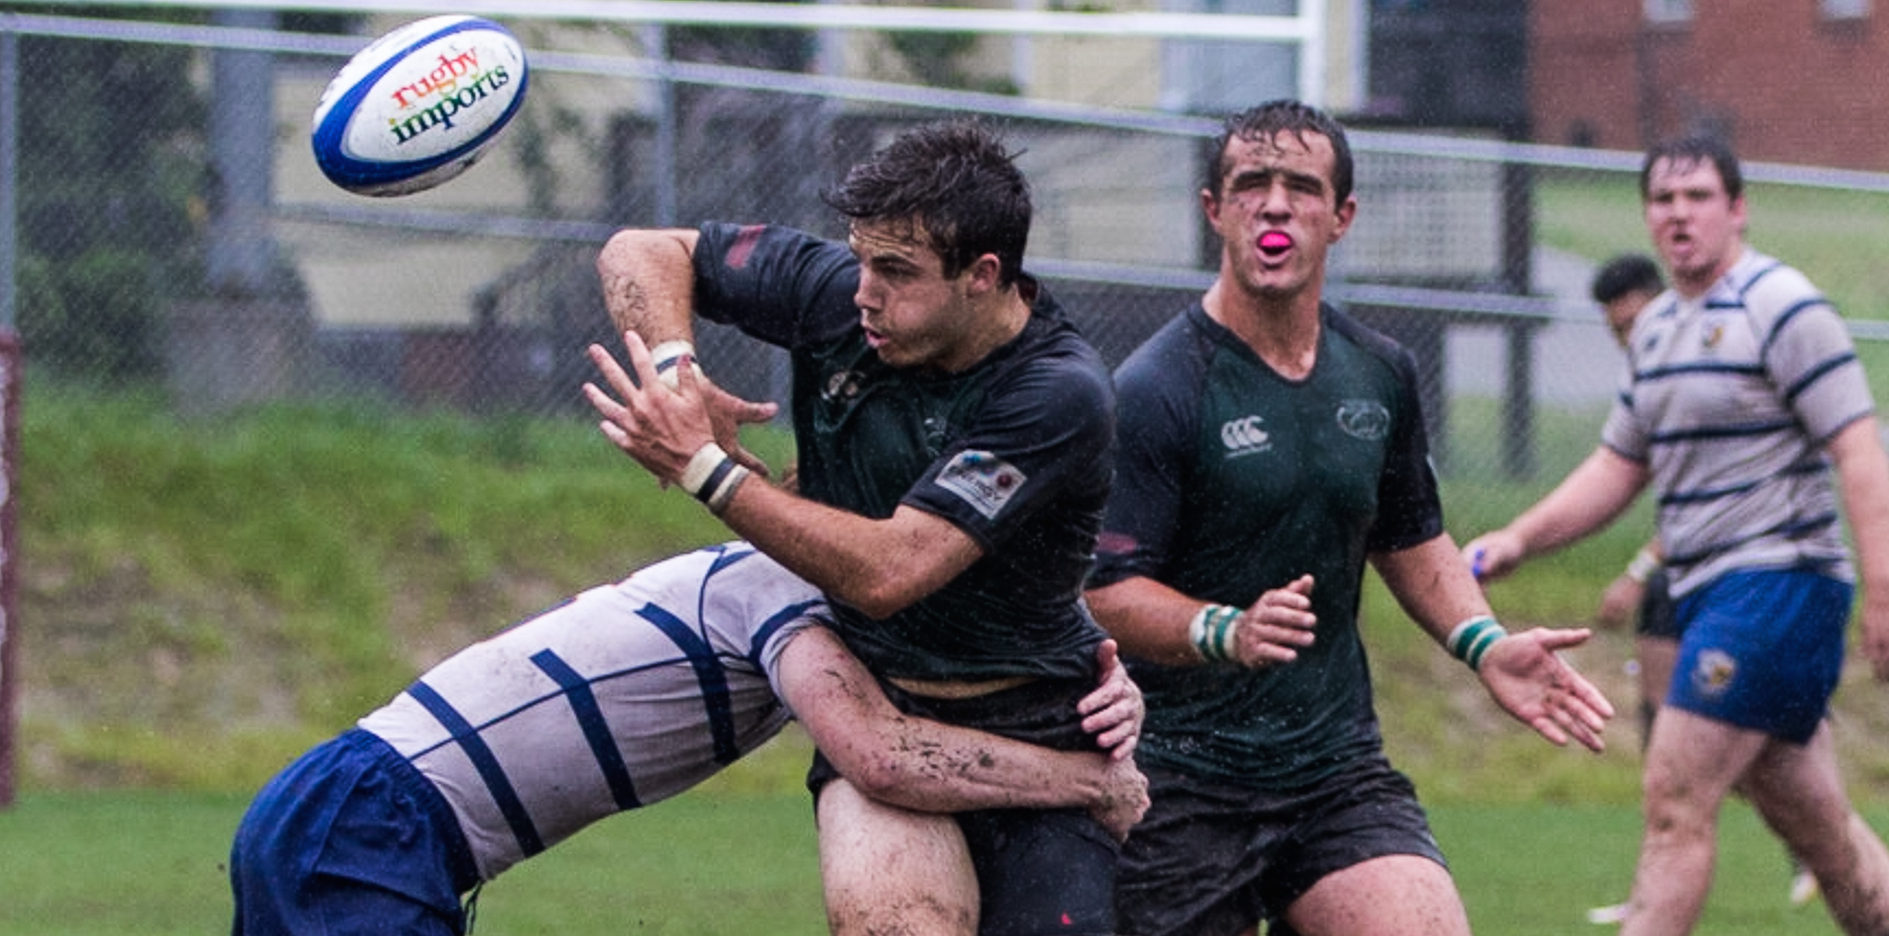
left=693, top=223, right=1114, bottom=682
left=1090, top=303, right=1443, bottom=790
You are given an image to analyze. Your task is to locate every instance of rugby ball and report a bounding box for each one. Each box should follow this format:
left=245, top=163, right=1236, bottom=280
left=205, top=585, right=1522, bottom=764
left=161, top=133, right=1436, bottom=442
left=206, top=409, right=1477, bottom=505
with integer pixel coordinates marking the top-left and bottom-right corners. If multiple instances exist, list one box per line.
left=311, top=15, right=529, bottom=196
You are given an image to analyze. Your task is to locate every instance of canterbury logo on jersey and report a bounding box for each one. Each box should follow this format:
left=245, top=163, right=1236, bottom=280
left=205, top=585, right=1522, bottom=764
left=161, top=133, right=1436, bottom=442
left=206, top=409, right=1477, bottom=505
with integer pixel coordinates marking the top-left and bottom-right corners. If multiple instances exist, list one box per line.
left=1220, top=415, right=1272, bottom=457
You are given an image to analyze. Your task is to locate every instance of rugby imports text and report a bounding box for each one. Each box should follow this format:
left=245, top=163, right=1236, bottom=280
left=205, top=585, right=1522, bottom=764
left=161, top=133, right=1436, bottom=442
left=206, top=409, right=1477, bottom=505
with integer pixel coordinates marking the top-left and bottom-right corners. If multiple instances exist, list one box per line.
left=386, top=49, right=513, bottom=145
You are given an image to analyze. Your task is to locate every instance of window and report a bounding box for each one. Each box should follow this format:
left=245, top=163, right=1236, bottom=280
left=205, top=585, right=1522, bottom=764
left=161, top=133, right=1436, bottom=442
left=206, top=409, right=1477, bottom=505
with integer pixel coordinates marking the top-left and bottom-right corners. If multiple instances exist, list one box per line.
left=1644, top=0, right=1694, bottom=23
left=1822, top=0, right=1870, bottom=20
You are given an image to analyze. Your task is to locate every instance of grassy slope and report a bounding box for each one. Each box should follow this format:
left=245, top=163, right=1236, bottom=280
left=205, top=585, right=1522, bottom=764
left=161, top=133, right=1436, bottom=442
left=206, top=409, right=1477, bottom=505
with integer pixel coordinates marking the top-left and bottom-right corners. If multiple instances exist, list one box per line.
left=16, top=385, right=780, bottom=789
left=16, top=384, right=1889, bottom=806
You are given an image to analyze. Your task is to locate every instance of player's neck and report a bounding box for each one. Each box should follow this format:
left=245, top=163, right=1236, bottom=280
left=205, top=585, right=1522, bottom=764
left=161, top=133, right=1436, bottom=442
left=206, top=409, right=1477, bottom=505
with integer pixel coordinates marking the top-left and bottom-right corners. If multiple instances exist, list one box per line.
left=1206, top=281, right=1322, bottom=380
left=941, top=292, right=1031, bottom=373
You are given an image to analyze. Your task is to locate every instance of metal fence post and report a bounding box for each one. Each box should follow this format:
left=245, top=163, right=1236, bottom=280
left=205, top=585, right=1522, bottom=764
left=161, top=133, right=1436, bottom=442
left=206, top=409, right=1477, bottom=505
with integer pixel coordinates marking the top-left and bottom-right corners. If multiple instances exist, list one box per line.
left=0, top=24, right=16, bottom=809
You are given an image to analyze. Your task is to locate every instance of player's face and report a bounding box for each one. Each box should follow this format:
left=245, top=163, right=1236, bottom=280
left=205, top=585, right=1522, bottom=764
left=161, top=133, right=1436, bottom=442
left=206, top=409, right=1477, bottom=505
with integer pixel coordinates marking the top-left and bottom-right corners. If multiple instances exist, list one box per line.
left=1204, top=130, right=1356, bottom=303
left=1643, top=156, right=1747, bottom=297
left=849, top=219, right=988, bottom=373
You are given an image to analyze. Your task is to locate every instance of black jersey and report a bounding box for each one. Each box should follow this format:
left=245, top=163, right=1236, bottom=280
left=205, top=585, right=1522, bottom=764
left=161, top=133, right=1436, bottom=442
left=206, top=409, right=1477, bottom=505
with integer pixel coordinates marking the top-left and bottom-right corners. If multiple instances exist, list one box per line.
left=692, top=222, right=1114, bottom=682
left=1090, top=303, right=1442, bottom=790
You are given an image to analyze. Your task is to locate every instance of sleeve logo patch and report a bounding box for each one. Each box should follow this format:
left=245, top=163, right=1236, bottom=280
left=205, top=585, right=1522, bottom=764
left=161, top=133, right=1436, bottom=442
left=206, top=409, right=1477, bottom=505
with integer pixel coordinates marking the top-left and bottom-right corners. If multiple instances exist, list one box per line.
left=935, top=450, right=1027, bottom=520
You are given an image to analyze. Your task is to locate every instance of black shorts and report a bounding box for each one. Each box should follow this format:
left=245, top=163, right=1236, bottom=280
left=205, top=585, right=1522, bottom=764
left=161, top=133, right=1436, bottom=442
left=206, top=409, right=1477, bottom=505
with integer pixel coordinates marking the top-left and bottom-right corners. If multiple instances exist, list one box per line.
left=1637, top=568, right=1683, bottom=641
left=1115, top=754, right=1446, bottom=936
left=807, top=676, right=1118, bottom=936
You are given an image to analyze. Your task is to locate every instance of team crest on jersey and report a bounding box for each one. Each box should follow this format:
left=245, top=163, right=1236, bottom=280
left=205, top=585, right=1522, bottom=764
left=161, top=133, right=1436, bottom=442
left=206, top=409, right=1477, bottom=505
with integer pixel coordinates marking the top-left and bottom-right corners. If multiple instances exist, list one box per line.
left=1701, top=323, right=1724, bottom=350
left=1336, top=399, right=1390, bottom=441
left=1220, top=415, right=1271, bottom=457
left=936, top=450, right=1026, bottom=519
left=1691, top=648, right=1737, bottom=699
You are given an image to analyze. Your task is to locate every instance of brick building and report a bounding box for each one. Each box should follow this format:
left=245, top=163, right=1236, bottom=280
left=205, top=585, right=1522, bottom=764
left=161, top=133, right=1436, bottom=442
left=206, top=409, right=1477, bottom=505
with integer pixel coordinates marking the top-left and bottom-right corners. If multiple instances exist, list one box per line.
left=1531, top=0, right=1889, bottom=170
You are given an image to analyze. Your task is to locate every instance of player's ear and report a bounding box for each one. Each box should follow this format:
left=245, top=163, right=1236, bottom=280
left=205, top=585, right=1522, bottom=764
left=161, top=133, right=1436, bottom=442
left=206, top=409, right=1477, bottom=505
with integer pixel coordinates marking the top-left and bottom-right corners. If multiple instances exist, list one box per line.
left=965, top=252, right=1002, bottom=293
left=1200, top=187, right=1221, bottom=227
left=1329, top=194, right=1357, bottom=243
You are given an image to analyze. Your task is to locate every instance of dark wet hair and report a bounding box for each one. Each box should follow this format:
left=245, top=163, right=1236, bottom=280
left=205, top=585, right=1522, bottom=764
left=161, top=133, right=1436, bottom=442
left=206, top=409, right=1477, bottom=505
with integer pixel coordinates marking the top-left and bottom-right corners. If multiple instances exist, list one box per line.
left=1206, top=99, right=1354, bottom=206
left=825, top=119, right=1031, bottom=287
left=1640, top=135, right=1743, bottom=202
left=1590, top=252, right=1664, bottom=304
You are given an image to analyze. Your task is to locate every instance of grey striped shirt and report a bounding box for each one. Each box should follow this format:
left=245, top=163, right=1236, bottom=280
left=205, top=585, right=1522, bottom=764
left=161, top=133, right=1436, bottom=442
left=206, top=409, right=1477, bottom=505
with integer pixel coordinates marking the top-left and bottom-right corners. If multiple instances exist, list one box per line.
left=1602, top=248, right=1874, bottom=597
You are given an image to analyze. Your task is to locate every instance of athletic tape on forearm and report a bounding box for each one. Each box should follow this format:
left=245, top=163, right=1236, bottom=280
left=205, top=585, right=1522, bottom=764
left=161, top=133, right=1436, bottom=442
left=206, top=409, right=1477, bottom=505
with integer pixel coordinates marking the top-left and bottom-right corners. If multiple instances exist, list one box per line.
left=650, top=339, right=695, bottom=389
left=1188, top=604, right=1242, bottom=663
left=1624, top=548, right=1660, bottom=585
left=1445, top=615, right=1508, bottom=671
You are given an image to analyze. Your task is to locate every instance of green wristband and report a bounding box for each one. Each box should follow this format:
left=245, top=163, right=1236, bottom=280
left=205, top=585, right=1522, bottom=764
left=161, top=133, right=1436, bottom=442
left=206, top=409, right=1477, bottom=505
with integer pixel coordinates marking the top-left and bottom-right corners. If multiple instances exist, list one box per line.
left=1446, top=615, right=1509, bottom=672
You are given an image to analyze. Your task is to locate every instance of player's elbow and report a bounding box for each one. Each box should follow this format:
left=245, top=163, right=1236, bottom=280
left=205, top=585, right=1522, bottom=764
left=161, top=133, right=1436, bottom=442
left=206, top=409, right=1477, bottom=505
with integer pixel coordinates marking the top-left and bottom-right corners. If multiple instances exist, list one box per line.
left=841, top=751, right=914, bottom=803
left=844, top=584, right=919, bottom=621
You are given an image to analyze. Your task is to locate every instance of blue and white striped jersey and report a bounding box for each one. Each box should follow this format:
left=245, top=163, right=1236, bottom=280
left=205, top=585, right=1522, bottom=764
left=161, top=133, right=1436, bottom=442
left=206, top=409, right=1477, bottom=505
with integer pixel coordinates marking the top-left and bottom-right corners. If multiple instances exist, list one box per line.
left=1603, top=248, right=1875, bottom=597
left=356, top=542, right=828, bottom=881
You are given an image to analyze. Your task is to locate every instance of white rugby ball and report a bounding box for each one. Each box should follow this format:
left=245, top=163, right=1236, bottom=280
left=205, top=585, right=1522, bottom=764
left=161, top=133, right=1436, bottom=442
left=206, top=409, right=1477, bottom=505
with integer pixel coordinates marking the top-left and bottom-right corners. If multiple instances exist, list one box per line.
left=312, top=15, right=529, bottom=197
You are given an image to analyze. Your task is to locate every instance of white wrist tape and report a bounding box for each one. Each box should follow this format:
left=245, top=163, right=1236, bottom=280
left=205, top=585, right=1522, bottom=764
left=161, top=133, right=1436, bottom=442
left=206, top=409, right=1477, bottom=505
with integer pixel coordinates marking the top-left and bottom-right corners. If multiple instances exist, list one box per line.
left=1624, top=548, right=1660, bottom=585
left=650, top=339, right=696, bottom=389
left=678, top=442, right=750, bottom=516
left=679, top=442, right=730, bottom=498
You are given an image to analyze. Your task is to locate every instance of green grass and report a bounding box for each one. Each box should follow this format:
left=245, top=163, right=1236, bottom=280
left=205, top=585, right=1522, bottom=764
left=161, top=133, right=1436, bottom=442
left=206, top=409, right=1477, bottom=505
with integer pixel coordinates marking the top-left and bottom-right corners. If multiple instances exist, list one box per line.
left=15, top=382, right=791, bottom=790
left=0, top=770, right=1873, bottom=936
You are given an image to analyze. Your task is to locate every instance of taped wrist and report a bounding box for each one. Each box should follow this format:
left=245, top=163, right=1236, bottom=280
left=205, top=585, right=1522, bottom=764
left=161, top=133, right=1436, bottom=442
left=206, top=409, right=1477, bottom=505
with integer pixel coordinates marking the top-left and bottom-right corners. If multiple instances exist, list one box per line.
left=679, top=442, right=750, bottom=515
left=1624, top=548, right=1660, bottom=585
left=1188, top=604, right=1242, bottom=662
left=1446, top=615, right=1508, bottom=672
left=650, top=340, right=696, bottom=389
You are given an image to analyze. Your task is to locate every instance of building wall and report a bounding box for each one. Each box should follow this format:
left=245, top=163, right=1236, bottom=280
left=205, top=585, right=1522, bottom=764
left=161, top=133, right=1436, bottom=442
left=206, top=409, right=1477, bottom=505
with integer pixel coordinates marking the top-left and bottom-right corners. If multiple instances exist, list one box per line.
left=1532, top=0, right=1889, bottom=170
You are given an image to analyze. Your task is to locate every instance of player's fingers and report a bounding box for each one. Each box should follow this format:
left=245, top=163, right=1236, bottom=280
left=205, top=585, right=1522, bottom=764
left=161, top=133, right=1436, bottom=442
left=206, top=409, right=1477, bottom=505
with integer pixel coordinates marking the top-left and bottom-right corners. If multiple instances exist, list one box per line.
left=586, top=343, right=640, bottom=401
left=1107, top=731, right=1139, bottom=762
left=1548, top=681, right=1610, bottom=751
left=724, top=443, right=773, bottom=479
left=731, top=397, right=779, bottom=425
left=620, top=329, right=661, bottom=385
left=582, top=381, right=632, bottom=426
left=1536, top=627, right=1594, bottom=651
left=1528, top=715, right=1571, bottom=748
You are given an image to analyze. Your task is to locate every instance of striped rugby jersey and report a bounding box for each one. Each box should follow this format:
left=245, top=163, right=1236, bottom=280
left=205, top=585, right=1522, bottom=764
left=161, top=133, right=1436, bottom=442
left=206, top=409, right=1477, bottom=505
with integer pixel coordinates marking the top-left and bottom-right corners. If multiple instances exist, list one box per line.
left=356, top=543, right=827, bottom=882
left=1602, top=248, right=1875, bottom=597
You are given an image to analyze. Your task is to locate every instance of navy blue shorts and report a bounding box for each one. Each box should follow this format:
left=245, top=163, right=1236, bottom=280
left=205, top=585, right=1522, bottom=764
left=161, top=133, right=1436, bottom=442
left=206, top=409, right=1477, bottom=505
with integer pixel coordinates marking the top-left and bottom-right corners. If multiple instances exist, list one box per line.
left=1115, top=753, right=1445, bottom=936
left=1669, top=568, right=1851, bottom=745
left=230, top=729, right=481, bottom=936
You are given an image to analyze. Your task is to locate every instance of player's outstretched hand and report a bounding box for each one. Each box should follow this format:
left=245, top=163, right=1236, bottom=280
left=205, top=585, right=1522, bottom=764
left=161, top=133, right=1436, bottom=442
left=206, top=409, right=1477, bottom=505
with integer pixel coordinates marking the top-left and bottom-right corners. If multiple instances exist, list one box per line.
left=1478, top=627, right=1614, bottom=753
left=584, top=331, right=782, bottom=484
left=1092, top=754, right=1149, bottom=843
left=697, top=373, right=779, bottom=478
left=1461, top=530, right=1526, bottom=583
left=1080, top=639, right=1143, bottom=761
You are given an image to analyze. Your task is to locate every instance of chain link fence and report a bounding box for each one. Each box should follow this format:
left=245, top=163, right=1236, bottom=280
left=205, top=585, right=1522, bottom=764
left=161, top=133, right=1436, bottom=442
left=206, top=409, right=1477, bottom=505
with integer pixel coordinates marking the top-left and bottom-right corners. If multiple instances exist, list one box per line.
left=7, top=6, right=1889, bottom=487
